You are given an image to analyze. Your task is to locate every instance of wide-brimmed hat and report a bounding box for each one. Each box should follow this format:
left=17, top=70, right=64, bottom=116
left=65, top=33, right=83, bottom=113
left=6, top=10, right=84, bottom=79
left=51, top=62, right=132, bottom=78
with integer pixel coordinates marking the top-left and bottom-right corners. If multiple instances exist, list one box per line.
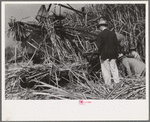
left=97, top=19, right=108, bottom=27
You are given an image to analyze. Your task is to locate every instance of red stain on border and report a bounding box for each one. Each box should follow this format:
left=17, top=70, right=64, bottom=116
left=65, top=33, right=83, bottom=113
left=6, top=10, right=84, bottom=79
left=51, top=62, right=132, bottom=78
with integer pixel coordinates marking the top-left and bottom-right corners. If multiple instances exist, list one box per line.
left=79, top=100, right=91, bottom=105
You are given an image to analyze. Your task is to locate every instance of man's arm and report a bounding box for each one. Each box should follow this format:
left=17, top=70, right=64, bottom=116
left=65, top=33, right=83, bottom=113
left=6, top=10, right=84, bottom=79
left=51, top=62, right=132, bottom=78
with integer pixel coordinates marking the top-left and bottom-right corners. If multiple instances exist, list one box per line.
left=122, top=59, right=132, bottom=77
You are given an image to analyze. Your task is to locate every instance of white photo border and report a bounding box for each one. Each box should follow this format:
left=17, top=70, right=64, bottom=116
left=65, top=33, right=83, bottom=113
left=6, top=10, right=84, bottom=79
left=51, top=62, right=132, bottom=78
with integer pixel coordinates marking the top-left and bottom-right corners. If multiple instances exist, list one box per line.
left=2, top=1, right=149, bottom=121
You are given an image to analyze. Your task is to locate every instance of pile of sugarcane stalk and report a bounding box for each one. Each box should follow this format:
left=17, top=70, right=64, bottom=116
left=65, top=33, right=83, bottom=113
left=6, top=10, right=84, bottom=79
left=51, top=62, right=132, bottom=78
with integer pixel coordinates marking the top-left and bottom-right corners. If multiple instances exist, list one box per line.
left=5, top=62, right=145, bottom=100
left=105, top=77, right=146, bottom=99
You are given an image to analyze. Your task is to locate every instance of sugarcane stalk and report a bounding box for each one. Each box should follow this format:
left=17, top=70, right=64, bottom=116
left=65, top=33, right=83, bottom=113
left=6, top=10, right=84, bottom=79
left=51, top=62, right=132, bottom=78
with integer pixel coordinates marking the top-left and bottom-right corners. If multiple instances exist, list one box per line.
left=25, top=46, right=38, bottom=67
left=112, top=86, right=129, bottom=99
left=105, top=81, right=123, bottom=99
left=125, top=87, right=146, bottom=99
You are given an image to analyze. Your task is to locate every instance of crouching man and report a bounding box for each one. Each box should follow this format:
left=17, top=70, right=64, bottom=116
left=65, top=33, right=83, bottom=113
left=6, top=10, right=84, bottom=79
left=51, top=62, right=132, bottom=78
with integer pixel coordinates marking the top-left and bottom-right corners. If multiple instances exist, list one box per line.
left=118, top=54, right=146, bottom=78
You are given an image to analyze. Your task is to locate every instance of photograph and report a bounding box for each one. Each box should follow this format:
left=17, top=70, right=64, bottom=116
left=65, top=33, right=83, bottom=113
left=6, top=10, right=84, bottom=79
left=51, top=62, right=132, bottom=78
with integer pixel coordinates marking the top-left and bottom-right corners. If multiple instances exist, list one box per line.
left=2, top=1, right=149, bottom=121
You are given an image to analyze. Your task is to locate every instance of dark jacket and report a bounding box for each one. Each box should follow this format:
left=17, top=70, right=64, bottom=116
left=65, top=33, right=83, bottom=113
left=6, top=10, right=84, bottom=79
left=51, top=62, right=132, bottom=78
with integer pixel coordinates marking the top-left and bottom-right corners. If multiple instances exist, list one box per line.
left=95, top=29, right=119, bottom=60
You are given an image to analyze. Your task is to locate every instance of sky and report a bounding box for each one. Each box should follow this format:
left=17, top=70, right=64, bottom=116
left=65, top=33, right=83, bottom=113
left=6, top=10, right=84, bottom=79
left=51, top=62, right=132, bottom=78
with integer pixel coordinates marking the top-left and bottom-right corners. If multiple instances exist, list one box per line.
left=4, top=3, right=85, bottom=47
left=5, top=4, right=85, bottom=25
